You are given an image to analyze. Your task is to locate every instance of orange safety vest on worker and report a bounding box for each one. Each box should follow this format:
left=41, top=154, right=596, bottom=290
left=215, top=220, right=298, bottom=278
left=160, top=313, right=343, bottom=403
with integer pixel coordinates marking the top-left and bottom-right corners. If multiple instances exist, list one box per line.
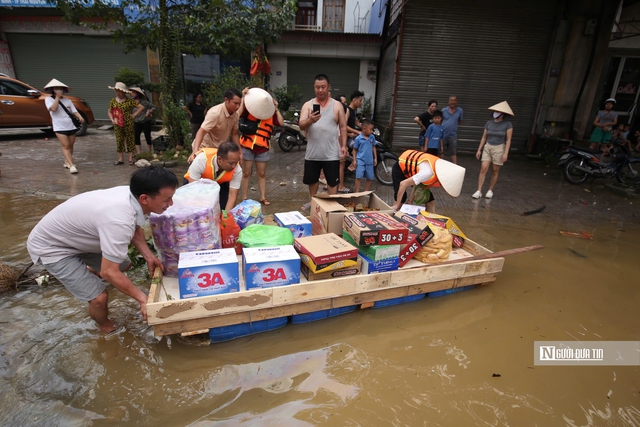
left=398, top=150, right=441, bottom=187
left=183, top=147, right=235, bottom=183
left=239, top=113, right=274, bottom=150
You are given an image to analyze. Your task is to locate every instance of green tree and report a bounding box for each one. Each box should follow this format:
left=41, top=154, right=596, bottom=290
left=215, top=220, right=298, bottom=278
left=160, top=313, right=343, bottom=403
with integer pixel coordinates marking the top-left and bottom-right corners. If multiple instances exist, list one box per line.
left=52, top=0, right=297, bottom=147
left=113, top=67, right=145, bottom=87
left=201, top=66, right=251, bottom=107
left=272, top=84, right=302, bottom=113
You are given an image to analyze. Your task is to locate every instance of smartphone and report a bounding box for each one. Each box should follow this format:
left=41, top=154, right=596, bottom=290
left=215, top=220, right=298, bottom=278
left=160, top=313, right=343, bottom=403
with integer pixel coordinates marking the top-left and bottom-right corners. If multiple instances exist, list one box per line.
left=312, top=104, right=320, bottom=114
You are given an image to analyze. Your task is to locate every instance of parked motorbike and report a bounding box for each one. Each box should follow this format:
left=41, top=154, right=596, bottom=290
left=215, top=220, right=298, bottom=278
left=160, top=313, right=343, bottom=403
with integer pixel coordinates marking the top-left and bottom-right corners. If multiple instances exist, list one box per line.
left=277, top=112, right=307, bottom=152
left=343, top=127, right=398, bottom=186
left=558, top=140, right=640, bottom=185
left=372, top=134, right=398, bottom=186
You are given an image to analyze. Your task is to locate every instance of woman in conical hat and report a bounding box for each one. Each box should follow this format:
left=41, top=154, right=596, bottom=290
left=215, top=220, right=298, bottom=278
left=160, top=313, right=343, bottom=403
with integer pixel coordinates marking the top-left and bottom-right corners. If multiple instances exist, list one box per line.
left=43, top=78, right=85, bottom=174
left=391, top=149, right=465, bottom=213
left=472, top=101, right=514, bottom=200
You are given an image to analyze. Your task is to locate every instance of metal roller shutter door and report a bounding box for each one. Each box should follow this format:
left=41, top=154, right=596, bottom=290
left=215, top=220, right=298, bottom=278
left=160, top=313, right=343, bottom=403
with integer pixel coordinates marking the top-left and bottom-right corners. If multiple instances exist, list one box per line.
left=375, top=39, right=398, bottom=127
left=287, top=57, right=360, bottom=108
left=393, top=0, right=558, bottom=151
left=6, top=33, right=149, bottom=120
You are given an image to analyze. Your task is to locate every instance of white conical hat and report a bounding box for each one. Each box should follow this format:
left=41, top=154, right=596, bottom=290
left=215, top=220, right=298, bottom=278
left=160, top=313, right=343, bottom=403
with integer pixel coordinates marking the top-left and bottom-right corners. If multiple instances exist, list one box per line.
left=244, top=88, right=275, bottom=120
left=434, top=159, right=466, bottom=197
left=488, top=101, right=514, bottom=116
left=43, top=78, right=70, bottom=94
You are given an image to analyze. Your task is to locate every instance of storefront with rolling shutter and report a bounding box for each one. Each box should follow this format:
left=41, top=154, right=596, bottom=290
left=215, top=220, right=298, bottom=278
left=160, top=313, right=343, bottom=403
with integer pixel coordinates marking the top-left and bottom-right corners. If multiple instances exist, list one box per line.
left=3, top=30, right=149, bottom=120
left=287, top=57, right=361, bottom=107
left=376, top=0, right=559, bottom=151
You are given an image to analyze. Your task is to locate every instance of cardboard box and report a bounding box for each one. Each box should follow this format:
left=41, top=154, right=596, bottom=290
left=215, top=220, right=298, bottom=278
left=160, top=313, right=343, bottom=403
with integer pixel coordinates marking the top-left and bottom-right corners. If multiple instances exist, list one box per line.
left=294, top=233, right=359, bottom=273
left=342, top=230, right=401, bottom=261
left=274, top=211, right=312, bottom=238
left=301, top=258, right=362, bottom=281
left=343, top=212, right=409, bottom=246
left=394, top=212, right=435, bottom=267
left=360, top=253, right=399, bottom=274
left=419, top=212, right=467, bottom=248
left=309, top=191, right=393, bottom=236
left=178, top=249, right=240, bottom=298
left=243, top=246, right=301, bottom=289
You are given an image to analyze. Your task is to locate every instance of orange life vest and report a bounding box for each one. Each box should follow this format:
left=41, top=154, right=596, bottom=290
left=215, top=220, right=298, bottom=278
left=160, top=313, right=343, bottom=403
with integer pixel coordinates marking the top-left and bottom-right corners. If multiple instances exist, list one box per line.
left=398, top=150, right=440, bottom=187
left=239, top=113, right=274, bottom=150
left=183, top=147, right=235, bottom=183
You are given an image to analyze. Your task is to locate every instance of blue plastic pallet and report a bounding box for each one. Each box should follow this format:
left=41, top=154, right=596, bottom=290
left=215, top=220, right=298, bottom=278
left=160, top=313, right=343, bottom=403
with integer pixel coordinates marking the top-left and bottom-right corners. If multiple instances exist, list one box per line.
left=428, top=285, right=476, bottom=298
left=209, top=316, right=289, bottom=342
left=373, top=293, right=426, bottom=308
left=291, top=305, right=359, bottom=324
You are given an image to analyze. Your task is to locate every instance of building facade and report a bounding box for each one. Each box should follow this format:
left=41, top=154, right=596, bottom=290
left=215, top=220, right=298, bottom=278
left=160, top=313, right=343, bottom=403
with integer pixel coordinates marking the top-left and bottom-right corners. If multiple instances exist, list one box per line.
left=0, top=1, right=154, bottom=120
left=266, top=0, right=382, bottom=110
left=374, top=0, right=624, bottom=152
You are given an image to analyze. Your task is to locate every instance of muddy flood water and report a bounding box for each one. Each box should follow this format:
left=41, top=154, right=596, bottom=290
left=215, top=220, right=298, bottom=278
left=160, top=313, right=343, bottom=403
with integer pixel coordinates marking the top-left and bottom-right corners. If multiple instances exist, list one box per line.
left=1, top=132, right=639, bottom=426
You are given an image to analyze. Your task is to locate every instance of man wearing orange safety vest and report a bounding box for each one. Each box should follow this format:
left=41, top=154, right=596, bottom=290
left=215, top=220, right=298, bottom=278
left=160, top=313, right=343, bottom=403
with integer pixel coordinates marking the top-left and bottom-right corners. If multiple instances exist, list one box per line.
left=391, top=149, right=465, bottom=213
left=238, top=87, right=283, bottom=206
left=184, top=141, right=243, bottom=211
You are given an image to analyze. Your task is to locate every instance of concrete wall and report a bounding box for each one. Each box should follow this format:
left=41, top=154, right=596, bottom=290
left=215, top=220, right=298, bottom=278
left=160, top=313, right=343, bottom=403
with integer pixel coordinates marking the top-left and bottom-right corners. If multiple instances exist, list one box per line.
left=539, top=0, right=621, bottom=140
left=267, top=40, right=379, bottom=59
left=268, top=55, right=288, bottom=90
left=313, top=0, right=373, bottom=33
left=609, top=2, right=640, bottom=49
left=359, top=59, right=377, bottom=111
left=266, top=55, right=378, bottom=111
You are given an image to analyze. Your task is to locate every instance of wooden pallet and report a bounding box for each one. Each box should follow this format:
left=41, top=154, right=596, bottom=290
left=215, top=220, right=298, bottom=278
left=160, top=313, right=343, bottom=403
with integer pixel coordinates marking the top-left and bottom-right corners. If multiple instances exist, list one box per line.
left=146, top=239, right=527, bottom=337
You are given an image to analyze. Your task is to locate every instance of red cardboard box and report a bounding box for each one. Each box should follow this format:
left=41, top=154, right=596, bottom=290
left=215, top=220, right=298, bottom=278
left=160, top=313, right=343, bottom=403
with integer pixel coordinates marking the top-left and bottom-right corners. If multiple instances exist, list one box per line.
left=393, top=212, right=435, bottom=267
left=343, top=212, right=409, bottom=246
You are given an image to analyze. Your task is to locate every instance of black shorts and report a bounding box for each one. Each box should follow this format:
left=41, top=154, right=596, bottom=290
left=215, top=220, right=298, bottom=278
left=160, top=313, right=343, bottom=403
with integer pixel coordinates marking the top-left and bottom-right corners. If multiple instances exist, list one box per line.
left=392, top=162, right=434, bottom=204
left=426, top=148, right=439, bottom=156
left=56, top=129, right=78, bottom=136
left=303, top=160, right=341, bottom=187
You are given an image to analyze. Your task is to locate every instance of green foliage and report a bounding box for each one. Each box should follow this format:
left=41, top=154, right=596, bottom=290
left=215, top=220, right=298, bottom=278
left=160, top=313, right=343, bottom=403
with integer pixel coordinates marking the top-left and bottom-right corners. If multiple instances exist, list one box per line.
left=114, top=67, right=145, bottom=86
left=52, top=0, right=298, bottom=57
left=272, top=85, right=302, bottom=114
left=162, top=98, right=191, bottom=148
left=142, top=82, right=163, bottom=94
left=361, top=96, right=373, bottom=120
left=127, top=237, right=155, bottom=269
left=201, top=66, right=251, bottom=107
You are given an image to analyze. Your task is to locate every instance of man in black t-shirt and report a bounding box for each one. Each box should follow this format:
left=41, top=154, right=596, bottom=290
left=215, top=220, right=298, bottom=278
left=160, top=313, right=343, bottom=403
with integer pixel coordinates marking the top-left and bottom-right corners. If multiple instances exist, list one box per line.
left=341, top=90, right=364, bottom=189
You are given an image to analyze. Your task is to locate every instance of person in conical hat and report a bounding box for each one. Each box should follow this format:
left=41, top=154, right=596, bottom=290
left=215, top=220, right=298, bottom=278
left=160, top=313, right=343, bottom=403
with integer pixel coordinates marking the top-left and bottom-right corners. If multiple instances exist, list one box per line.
left=43, top=78, right=85, bottom=174
left=391, top=150, right=466, bottom=213
left=237, top=87, right=283, bottom=206
left=471, top=101, right=514, bottom=199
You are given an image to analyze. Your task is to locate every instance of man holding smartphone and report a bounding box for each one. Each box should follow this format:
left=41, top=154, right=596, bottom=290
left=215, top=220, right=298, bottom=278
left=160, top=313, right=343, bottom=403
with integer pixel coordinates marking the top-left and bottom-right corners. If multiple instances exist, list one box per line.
left=299, top=74, right=348, bottom=210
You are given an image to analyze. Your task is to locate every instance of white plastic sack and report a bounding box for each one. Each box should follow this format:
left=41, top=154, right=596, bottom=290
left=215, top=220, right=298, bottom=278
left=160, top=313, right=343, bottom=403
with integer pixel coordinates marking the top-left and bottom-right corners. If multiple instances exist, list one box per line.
left=149, top=179, right=222, bottom=277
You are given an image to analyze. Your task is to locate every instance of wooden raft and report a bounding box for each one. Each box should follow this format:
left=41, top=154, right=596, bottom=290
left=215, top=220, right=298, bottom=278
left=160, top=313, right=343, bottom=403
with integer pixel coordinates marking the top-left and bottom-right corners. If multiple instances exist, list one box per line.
left=146, top=239, right=505, bottom=337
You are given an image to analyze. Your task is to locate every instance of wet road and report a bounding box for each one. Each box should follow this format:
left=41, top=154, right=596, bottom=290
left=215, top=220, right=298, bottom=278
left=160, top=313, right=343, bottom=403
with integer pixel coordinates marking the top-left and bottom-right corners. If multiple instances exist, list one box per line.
left=0, top=129, right=639, bottom=426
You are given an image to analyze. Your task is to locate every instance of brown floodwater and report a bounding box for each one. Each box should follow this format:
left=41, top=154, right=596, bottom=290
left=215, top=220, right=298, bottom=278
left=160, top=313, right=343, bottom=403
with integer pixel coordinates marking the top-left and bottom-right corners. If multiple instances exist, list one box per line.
left=1, top=190, right=639, bottom=427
